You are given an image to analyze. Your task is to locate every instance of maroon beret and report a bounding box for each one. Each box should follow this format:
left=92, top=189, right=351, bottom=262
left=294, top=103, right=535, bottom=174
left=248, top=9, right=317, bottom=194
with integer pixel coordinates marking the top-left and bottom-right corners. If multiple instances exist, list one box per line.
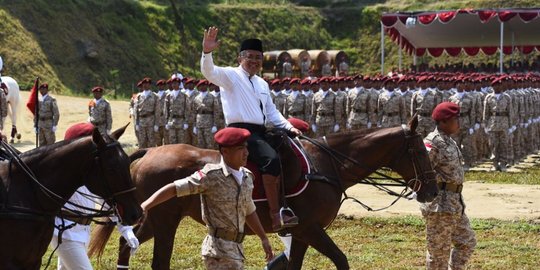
left=64, top=122, right=95, bottom=140
left=184, top=78, right=195, bottom=84
left=290, top=78, right=300, bottom=84
left=169, top=77, right=181, bottom=84
left=214, top=127, right=251, bottom=147
left=270, top=79, right=281, bottom=86
left=91, top=86, right=104, bottom=93
left=39, top=83, right=49, bottom=90
left=432, top=102, right=460, bottom=122
left=196, top=79, right=208, bottom=87
left=288, top=118, right=309, bottom=133
left=300, top=78, right=311, bottom=85
left=142, top=77, right=152, bottom=84
left=417, top=76, right=428, bottom=83
left=281, top=77, right=291, bottom=83
left=156, top=79, right=166, bottom=86
left=491, top=75, right=508, bottom=86
left=309, top=79, right=319, bottom=86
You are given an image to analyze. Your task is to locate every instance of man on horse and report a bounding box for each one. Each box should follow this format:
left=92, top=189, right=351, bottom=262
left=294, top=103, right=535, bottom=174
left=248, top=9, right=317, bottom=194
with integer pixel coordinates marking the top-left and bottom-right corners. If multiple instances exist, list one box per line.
left=200, top=26, right=301, bottom=232
left=141, top=127, right=274, bottom=269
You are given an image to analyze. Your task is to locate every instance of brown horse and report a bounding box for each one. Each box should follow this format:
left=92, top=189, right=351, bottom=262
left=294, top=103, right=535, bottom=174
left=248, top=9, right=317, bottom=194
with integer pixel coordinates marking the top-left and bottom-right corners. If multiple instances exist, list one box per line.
left=91, top=118, right=438, bottom=270
left=0, top=125, right=142, bottom=269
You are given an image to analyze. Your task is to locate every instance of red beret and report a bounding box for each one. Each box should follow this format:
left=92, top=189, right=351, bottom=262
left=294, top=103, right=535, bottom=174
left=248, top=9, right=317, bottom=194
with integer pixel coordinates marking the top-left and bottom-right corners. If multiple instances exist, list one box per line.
left=169, top=77, right=181, bottom=84
left=64, top=122, right=95, bottom=140
left=309, top=79, right=319, bottom=86
left=184, top=78, right=196, bottom=84
left=142, top=77, right=152, bottom=84
left=319, top=76, right=330, bottom=83
left=300, top=78, right=311, bottom=85
left=417, top=76, right=428, bottom=83
left=288, top=118, right=309, bottom=133
left=91, top=86, right=104, bottom=92
left=270, top=79, right=281, bottom=86
left=281, top=77, right=291, bottom=82
left=214, top=127, right=251, bottom=147
left=290, top=78, right=300, bottom=84
left=491, top=76, right=508, bottom=86
left=196, top=79, right=208, bottom=87
left=39, top=83, right=49, bottom=89
left=432, top=102, right=460, bottom=122
left=156, top=79, right=166, bottom=86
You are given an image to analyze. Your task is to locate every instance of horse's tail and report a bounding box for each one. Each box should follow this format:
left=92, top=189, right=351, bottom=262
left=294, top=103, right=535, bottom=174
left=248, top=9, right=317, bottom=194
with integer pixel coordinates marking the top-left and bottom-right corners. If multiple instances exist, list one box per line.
left=88, top=222, right=115, bottom=259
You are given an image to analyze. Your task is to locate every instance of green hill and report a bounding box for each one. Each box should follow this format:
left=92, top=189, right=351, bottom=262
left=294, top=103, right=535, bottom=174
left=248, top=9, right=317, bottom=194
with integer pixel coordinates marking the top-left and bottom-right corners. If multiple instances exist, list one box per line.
left=0, top=0, right=539, bottom=97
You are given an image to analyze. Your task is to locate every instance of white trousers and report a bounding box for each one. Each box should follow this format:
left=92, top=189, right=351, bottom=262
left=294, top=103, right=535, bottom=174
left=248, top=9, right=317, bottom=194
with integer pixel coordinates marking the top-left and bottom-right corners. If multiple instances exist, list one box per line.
left=50, top=236, right=93, bottom=270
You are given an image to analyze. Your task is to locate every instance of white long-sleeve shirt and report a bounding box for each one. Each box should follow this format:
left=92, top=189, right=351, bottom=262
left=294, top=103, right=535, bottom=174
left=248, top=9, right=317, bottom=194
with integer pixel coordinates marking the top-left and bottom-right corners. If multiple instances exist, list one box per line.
left=200, top=52, right=293, bottom=130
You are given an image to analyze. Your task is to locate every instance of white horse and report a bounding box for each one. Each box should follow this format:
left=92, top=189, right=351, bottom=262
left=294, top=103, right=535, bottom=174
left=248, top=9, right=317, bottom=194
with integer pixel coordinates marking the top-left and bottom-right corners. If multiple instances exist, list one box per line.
left=1, top=76, right=22, bottom=143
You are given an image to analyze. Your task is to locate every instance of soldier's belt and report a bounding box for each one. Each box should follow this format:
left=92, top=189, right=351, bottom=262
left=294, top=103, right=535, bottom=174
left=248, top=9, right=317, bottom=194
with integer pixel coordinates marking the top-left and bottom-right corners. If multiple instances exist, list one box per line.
left=39, top=117, right=52, bottom=121
left=318, top=112, right=334, bottom=116
left=209, top=228, right=245, bottom=243
left=353, top=109, right=366, bottom=113
left=197, top=111, right=213, bottom=115
left=437, top=182, right=463, bottom=193
left=418, top=112, right=431, bottom=117
left=386, top=112, right=399, bottom=117
left=138, top=113, right=153, bottom=118
left=91, top=120, right=103, bottom=125
left=459, top=112, right=470, bottom=117
left=170, top=114, right=184, bottom=118
left=492, top=112, right=508, bottom=116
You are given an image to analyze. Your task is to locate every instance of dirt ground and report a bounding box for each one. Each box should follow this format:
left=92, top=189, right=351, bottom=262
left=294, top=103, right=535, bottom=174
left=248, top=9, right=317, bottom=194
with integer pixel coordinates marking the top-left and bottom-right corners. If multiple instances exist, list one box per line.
left=9, top=91, right=540, bottom=221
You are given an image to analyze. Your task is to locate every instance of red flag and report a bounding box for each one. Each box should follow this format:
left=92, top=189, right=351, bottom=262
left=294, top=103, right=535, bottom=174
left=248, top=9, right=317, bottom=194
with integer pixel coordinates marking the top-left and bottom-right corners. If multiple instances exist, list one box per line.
left=26, top=77, right=39, bottom=115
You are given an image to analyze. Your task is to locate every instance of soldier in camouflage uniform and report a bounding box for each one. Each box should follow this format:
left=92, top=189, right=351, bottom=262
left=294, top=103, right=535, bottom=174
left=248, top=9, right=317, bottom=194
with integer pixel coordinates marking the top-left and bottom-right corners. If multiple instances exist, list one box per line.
left=135, top=78, right=159, bottom=148
left=398, top=76, right=414, bottom=120
left=141, top=127, right=273, bottom=269
left=333, top=77, right=348, bottom=130
left=300, top=56, right=310, bottom=78
left=412, top=76, right=441, bottom=138
left=422, top=102, right=476, bottom=270
left=281, top=58, right=293, bottom=78
left=448, top=79, right=477, bottom=170
left=210, top=83, right=225, bottom=132
left=321, top=61, right=332, bottom=77
left=165, top=77, right=190, bottom=144
left=184, top=78, right=200, bottom=146
left=311, top=77, right=342, bottom=137
left=88, top=86, right=112, bottom=136
left=192, top=80, right=219, bottom=149
left=346, top=75, right=372, bottom=130
left=483, top=76, right=515, bottom=171
left=283, top=78, right=309, bottom=121
left=377, top=77, right=406, bottom=128
left=37, top=83, right=60, bottom=146
left=270, top=78, right=287, bottom=115
left=0, top=85, right=7, bottom=131
left=154, top=79, right=168, bottom=146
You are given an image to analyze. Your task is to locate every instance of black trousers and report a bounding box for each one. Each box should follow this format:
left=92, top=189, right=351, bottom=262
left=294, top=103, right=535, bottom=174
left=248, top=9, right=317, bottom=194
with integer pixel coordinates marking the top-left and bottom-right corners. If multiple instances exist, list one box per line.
left=228, top=123, right=280, bottom=176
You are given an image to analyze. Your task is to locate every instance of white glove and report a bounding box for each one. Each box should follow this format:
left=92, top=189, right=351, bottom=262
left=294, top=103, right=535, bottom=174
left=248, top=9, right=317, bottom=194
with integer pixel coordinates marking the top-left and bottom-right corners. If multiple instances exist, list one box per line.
left=165, top=124, right=171, bottom=130
left=346, top=123, right=351, bottom=130
left=484, top=128, right=490, bottom=134
left=183, top=123, right=189, bottom=130
left=333, top=124, right=340, bottom=133
left=135, top=125, right=140, bottom=131
left=474, top=123, right=480, bottom=130
left=311, top=124, right=317, bottom=133
left=87, top=117, right=92, bottom=122
left=528, top=119, right=533, bottom=124
left=193, top=127, right=198, bottom=135
left=377, top=122, right=382, bottom=128
left=211, top=126, right=217, bottom=133
left=401, top=124, right=407, bottom=130
left=153, top=125, right=159, bottom=132
left=106, top=129, right=111, bottom=135
left=367, top=122, right=372, bottom=129
left=507, top=128, right=513, bottom=134
left=468, top=128, right=474, bottom=135
left=118, top=225, right=139, bottom=256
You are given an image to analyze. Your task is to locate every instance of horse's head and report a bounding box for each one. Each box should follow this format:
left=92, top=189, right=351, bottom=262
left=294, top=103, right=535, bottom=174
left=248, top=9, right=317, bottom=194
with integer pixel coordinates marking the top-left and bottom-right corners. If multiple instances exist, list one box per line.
left=86, top=124, right=142, bottom=225
left=389, top=115, right=438, bottom=203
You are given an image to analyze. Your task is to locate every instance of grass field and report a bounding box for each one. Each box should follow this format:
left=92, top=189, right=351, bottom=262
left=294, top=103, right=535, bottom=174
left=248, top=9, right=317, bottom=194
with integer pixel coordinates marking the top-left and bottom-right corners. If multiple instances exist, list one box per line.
left=41, top=215, right=540, bottom=270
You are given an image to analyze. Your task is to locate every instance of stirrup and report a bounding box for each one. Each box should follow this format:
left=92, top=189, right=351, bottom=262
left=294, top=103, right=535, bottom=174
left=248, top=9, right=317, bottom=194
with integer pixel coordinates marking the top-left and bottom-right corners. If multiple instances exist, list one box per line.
left=279, top=207, right=299, bottom=227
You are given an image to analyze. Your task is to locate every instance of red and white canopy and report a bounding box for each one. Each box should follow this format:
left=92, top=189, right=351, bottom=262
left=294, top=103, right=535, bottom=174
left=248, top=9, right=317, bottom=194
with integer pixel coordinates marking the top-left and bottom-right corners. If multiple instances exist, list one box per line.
left=381, top=8, right=540, bottom=57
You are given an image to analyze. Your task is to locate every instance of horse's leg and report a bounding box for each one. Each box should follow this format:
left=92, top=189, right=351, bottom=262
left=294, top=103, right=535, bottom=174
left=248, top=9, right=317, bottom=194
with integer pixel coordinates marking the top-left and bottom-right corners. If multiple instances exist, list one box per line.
left=117, top=221, right=154, bottom=270
left=286, top=236, right=309, bottom=270
left=150, top=214, right=181, bottom=270
left=292, top=224, right=349, bottom=270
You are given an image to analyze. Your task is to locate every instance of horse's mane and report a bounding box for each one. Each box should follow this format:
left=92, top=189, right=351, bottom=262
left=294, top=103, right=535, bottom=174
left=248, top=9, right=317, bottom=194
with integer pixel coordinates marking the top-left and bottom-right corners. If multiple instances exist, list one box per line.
left=19, top=136, right=92, bottom=160
left=317, top=126, right=404, bottom=143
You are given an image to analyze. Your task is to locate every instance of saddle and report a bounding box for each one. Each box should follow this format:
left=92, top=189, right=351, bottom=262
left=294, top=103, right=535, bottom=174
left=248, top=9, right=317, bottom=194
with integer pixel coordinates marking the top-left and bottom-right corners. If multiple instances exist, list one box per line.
left=247, top=128, right=311, bottom=202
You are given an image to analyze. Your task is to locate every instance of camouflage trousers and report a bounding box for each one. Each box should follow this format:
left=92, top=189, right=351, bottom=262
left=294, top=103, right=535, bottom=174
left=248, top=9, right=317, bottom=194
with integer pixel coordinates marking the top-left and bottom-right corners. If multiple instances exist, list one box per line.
left=453, top=131, right=474, bottom=167
left=38, top=127, right=56, bottom=146
left=474, top=128, right=490, bottom=160
left=314, top=125, right=334, bottom=138
left=0, top=117, right=4, bottom=131
left=348, top=123, right=369, bottom=131
left=202, top=255, right=243, bottom=270
left=154, top=126, right=168, bottom=146
left=196, top=127, right=214, bottom=149
left=167, top=127, right=185, bottom=144
left=185, top=124, right=197, bottom=146
left=424, top=212, right=476, bottom=270
left=138, top=125, right=155, bottom=148
left=488, top=131, right=510, bottom=168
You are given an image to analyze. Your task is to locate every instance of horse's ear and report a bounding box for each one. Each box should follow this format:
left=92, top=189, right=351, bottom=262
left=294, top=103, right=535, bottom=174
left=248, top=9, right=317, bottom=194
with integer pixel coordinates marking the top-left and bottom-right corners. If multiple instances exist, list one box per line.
left=408, top=113, right=419, bottom=134
left=92, top=127, right=106, bottom=147
left=110, top=123, right=130, bottom=141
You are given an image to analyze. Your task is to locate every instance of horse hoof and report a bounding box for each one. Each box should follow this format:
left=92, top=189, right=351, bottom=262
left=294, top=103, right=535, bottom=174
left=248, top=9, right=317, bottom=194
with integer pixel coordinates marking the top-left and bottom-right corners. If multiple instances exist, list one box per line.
left=16, top=134, right=21, bottom=140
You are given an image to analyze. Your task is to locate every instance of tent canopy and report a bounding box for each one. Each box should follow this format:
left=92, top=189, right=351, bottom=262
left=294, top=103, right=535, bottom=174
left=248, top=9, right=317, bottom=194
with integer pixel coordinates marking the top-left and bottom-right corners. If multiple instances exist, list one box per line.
left=381, top=8, right=540, bottom=57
